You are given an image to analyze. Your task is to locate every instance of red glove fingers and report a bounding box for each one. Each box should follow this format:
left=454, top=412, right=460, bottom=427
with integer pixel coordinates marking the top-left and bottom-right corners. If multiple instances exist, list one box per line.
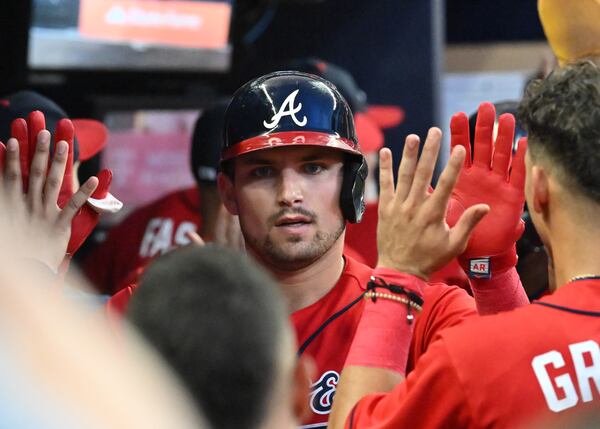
left=54, top=118, right=75, bottom=209
left=472, top=102, right=495, bottom=167
left=27, top=111, right=46, bottom=167
left=450, top=111, right=472, bottom=167
left=67, top=169, right=114, bottom=256
left=91, top=169, right=112, bottom=199
left=492, top=113, right=516, bottom=178
left=0, top=142, right=6, bottom=168
left=10, top=118, right=30, bottom=191
left=511, top=137, right=528, bottom=191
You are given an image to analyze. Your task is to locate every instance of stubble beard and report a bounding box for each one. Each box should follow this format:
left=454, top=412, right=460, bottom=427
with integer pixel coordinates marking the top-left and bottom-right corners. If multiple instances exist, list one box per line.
left=245, top=220, right=346, bottom=271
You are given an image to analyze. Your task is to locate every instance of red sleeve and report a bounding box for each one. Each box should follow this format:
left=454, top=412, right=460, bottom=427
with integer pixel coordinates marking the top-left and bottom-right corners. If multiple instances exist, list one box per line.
left=408, top=284, right=477, bottom=372
left=347, top=338, right=472, bottom=429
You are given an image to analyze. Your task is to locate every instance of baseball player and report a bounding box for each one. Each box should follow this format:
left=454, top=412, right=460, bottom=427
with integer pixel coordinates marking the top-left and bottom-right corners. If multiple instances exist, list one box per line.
left=217, top=71, right=529, bottom=427
left=84, top=101, right=242, bottom=295
left=329, top=61, right=600, bottom=429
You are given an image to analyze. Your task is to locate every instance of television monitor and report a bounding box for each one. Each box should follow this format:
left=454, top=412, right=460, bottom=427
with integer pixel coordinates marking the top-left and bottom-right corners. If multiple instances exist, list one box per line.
left=28, top=0, right=233, bottom=71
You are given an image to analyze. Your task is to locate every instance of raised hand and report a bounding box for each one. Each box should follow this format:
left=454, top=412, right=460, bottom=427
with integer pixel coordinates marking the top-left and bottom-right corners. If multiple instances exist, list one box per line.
left=0, top=128, right=98, bottom=271
left=376, top=128, right=489, bottom=280
left=0, top=111, right=121, bottom=263
left=447, top=102, right=527, bottom=278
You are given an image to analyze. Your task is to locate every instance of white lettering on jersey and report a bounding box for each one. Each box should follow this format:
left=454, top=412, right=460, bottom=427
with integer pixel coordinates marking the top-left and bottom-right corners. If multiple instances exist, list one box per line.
left=570, top=340, right=600, bottom=403
left=263, top=89, right=308, bottom=129
left=139, top=218, right=198, bottom=258
left=139, top=218, right=164, bottom=257
left=532, top=340, right=600, bottom=413
left=149, top=218, right=174, bottom=256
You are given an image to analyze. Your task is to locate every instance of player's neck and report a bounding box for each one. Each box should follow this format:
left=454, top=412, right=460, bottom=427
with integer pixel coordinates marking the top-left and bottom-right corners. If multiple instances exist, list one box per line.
left=271, top=238, right=346, bottom=313
left=549, top=205, right=600, bottom=289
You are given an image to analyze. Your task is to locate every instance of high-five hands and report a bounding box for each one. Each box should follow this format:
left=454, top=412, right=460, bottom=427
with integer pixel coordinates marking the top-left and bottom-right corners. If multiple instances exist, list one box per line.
left=1, top=125, right=95, bottom=271
left=447, top=102, right=527, bottom=278
left=376, top=127, right=489, bottom=280
left=0, top=111, right=121, bottom=271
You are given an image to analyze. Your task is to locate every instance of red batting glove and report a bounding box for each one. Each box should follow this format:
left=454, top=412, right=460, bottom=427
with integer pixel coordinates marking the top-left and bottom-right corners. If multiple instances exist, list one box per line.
left=6, top=113, right=43, bottom=192
left=54, top=117, right=76, bottom=208
left=67, top=169, right=121, bottom=255
left=446, top=102, right=527, bottom=278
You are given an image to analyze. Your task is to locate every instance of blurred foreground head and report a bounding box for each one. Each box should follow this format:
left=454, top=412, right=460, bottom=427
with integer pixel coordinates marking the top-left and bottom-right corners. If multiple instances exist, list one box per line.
left=0, top=193, right=208, bottom=428
left=128, top=246, right=311, bottom=429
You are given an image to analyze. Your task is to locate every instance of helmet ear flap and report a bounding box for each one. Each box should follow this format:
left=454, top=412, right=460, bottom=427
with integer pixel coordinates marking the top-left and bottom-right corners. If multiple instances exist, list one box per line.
left=341, top=156, right=368, bottom=223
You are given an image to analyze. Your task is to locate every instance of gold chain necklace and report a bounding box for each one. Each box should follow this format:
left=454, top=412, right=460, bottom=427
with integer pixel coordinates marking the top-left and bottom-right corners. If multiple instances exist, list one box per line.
left=569, top=275, right=600, bottom=283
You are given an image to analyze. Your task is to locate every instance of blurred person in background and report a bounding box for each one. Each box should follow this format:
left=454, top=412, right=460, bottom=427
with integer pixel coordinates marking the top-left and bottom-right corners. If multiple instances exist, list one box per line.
left=128, top=245, right=313, bottom=429
left=84, top=100, right=243, bottom=296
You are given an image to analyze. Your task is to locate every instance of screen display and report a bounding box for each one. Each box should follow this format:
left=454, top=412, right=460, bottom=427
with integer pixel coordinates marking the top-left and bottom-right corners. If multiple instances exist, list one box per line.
left=101, top=109, right=199, bottom=222
left=28, top=0, right=233, bottom=71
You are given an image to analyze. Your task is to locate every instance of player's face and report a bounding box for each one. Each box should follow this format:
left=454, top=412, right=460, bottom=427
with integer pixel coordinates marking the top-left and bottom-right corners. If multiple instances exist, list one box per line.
left=219, top=146, right=346, bottom=271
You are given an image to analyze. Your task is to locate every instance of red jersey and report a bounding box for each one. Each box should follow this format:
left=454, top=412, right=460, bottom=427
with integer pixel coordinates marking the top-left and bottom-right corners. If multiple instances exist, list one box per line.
left=293, top=255, right=477, bottom=428
left=84, top=187, right=201, bottom=295
left=344, top=202, right=379, bottom=267
left=348, top=278, right=600, bottom=429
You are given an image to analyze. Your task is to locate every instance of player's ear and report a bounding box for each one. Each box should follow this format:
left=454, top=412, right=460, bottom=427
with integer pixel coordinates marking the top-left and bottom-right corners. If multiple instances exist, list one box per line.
left=292, top=354, right=316, bottom=423
left=217, top=172, right=239, bottom=215
left=531, top=165, right=549, bottom=216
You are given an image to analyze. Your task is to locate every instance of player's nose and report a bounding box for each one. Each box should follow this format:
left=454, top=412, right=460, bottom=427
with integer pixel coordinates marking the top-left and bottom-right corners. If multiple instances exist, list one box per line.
left=277, top=168, right=304, bottom=207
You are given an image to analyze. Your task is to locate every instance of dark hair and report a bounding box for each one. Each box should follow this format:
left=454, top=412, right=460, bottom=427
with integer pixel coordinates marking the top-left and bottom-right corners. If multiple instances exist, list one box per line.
left=518, top=61, right=600, bottom=202
left=127, top=246, right=287, bottom=429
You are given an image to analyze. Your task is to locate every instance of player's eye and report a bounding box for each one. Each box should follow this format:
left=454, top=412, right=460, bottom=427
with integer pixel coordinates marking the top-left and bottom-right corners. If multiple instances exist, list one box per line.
left=303, top=163, right=325, bottom=175
left=251, top=166, right=274, bottom=178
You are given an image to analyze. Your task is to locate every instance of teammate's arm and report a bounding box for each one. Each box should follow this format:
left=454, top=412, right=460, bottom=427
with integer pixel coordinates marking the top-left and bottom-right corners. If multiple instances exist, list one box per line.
left=345, top=338, right=470, bottom=429
left=328, top=128, right=488, bottom=429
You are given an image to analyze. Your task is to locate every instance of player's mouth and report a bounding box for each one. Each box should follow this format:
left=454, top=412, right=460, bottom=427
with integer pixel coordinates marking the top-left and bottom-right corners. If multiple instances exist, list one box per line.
left=274, top=215, right=313, bottom=228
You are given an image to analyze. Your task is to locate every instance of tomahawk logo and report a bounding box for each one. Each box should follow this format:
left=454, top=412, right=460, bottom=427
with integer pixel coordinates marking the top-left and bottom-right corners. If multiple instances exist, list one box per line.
left=263, top=89, right=308, bottom=129
left=309, top=370, right=339, bottom=415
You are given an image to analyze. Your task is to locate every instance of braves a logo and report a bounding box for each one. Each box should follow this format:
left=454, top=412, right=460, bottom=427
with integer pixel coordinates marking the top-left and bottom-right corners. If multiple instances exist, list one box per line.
left=263, top=89, right=308, bottom=129
left=309, top=370, right=339, bottom=415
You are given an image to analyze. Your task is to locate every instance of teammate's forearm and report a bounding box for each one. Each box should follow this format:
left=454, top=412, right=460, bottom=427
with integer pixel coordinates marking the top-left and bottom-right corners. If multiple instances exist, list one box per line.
left=330, top=269, right=424, bottom=428
left=328, top=366, right=403, bottom=429
left=470, top=267, right=529, bottom=314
